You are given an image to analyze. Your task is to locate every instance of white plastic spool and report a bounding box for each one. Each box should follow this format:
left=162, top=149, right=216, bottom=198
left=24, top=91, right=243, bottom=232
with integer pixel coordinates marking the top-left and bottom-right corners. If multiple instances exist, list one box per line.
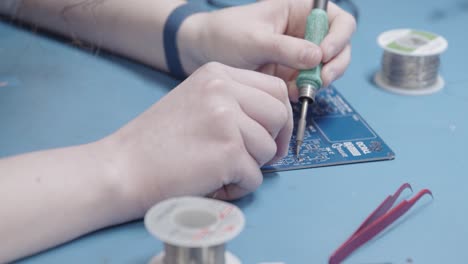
left=144, top=196, right=245, bottom=264
left=374, top=28, right=448, bottom=95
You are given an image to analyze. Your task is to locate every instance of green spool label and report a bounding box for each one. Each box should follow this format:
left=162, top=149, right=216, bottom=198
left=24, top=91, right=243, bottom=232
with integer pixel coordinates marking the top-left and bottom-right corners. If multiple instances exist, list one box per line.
left=378, top=29, right=447, bottom=56
left=386, top=30, right=437, bottom=53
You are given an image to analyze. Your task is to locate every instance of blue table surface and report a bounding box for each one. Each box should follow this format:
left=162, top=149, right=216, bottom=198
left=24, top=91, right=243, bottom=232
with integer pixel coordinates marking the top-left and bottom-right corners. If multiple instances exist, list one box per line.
left=1, top=0, right=467, bottom=263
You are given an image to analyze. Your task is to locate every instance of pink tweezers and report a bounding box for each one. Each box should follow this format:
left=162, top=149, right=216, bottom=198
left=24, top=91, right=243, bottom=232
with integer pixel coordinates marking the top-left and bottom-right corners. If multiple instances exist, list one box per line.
left=329, top=183, right=433, bottom=264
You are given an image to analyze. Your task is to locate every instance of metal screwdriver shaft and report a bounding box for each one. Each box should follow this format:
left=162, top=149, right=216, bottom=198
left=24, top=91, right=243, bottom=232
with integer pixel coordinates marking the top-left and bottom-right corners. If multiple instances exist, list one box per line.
left=295, top=0, right=329, bottom=157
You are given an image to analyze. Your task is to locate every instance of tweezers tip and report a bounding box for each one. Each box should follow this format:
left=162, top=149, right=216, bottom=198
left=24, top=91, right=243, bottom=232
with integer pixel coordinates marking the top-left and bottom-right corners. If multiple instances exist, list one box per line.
left=401, top=182, right=413, bottom=192
left=418, top=189, right=434, bottom=199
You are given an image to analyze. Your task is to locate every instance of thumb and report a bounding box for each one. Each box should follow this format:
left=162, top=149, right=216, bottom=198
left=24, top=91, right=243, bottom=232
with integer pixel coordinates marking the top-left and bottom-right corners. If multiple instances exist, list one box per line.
left=209, top=184, right=253, bottom=201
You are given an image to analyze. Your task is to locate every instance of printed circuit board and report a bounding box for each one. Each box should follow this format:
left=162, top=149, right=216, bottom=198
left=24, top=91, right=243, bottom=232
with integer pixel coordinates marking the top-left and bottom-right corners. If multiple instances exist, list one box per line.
left=262, top=87, right=395, bottom=172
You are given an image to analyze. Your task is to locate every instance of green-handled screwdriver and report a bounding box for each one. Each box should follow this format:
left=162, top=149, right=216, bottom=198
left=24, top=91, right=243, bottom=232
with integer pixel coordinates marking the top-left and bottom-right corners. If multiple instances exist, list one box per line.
left=295, top=0, right=329, bottom=157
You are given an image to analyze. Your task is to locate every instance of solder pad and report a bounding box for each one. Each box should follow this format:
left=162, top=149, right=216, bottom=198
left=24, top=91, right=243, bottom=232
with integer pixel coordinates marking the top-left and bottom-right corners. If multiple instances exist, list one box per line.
left=262, top=87, right=395, bottom=172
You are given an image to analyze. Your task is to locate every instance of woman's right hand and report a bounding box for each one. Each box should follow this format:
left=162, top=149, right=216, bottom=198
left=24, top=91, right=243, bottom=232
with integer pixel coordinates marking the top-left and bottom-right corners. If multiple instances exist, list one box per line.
left=105, top=62, right=293, bottom=215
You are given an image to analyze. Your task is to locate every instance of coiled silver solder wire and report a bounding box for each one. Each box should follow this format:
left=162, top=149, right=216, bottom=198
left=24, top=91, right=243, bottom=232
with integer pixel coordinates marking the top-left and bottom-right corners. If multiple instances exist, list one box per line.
left=380, top=51, right=440, bottom=90
left=163, top=244, right=225, bottom=264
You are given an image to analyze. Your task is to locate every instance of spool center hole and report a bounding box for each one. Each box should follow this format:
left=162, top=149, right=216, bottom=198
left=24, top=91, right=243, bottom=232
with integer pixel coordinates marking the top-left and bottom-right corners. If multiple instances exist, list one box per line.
left=175, top=209, right=217, bottom=229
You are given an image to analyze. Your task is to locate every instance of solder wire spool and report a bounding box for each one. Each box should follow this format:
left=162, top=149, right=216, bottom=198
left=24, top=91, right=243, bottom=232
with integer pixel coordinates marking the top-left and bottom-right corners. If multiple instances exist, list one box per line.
left=144, top=196, right=245, bottom=264
left=374, top=29, right=448, bottom=95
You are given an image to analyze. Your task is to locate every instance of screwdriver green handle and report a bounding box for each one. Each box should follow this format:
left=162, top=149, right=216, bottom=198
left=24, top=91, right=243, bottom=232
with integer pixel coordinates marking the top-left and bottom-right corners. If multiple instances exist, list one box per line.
left=296, top=8, right=329, bottom=92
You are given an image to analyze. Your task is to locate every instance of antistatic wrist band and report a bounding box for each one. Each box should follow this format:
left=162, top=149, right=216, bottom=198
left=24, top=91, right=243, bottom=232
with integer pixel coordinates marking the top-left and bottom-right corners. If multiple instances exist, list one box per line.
left=164, top=2, right=206, bottom=79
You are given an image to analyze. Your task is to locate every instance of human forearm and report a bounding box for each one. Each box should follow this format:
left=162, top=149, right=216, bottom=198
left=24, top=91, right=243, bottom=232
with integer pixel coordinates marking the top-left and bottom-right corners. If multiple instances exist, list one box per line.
left=0, top=140, right=136, bottom=263
left=0, top=0, right=197, bottom=73
left=0, top=62, right=294, bottom=263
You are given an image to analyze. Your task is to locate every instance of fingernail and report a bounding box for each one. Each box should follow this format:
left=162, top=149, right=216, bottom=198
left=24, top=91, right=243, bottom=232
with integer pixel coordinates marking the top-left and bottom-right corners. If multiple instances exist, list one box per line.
left=300, top=47, right=317, bottom=66
left=288, top=80, right=299, bottom=102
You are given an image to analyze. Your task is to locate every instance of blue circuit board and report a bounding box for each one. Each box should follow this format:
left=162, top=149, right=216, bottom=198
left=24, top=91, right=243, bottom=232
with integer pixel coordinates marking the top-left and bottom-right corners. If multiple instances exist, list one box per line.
left=262, top=87, right=395, bottom=172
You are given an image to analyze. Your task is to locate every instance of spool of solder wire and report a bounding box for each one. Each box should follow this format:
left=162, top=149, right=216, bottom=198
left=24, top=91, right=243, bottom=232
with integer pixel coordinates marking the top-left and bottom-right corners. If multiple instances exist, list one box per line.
left=144, top=196, right=245, bottom=264
left=374, top=29, right=448, bottom=95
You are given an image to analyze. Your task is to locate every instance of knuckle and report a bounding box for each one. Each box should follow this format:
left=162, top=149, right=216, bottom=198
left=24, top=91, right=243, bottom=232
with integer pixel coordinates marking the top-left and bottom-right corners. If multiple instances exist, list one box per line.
left=256, top=33, right=282, bottom=59
left=269, top=37, right=284, bottom=58
left=199, top=61, right=226, bottom=75
left=203, top=78, right=228, bottom=93
left=209, top=102, right=236, bottom=124
left=203, top=61, right=224, bottom=71
left=203, top=98, right=239, bottom=140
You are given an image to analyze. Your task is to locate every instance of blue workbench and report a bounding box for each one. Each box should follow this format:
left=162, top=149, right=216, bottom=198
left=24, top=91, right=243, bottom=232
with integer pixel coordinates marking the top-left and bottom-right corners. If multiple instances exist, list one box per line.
left=1, top=0, right=467, bottom=263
